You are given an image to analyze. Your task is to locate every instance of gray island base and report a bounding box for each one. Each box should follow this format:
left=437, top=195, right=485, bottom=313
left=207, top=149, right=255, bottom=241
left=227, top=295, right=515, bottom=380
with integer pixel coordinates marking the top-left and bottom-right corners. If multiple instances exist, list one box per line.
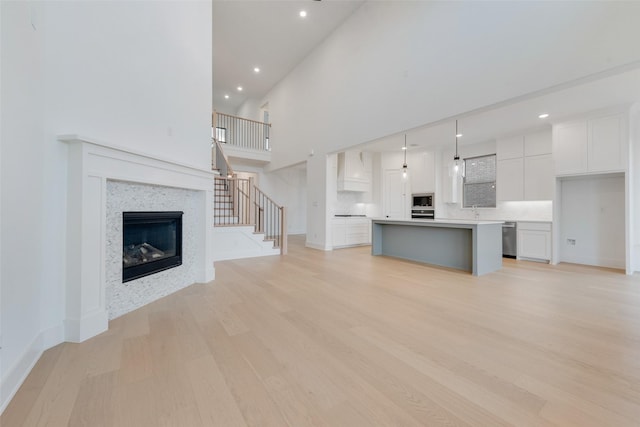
left=371, top=218, right=504, bottom=276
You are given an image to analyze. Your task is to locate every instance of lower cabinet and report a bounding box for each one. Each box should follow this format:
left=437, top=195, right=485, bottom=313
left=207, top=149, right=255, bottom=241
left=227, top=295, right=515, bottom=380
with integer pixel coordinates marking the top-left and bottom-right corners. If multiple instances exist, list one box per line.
left=332, top=218, right=371, bottom=248
left=517, top=222, right=551, bottom=262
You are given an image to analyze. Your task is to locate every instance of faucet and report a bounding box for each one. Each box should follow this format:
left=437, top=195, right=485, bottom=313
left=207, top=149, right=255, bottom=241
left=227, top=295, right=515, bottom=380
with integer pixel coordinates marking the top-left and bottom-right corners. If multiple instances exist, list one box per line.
left=472, top=205, right=480, bottom=220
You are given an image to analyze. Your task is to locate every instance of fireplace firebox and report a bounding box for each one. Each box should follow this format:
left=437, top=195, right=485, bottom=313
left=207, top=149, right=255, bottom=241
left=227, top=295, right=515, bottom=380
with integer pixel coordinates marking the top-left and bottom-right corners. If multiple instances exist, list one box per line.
left=122, top=211, right=183, bottom=282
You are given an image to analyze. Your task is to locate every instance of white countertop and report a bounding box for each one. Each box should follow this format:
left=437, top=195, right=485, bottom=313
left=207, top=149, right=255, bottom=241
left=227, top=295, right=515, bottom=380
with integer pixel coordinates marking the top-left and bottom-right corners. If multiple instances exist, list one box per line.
left=372, top=218, right=504, bottom=226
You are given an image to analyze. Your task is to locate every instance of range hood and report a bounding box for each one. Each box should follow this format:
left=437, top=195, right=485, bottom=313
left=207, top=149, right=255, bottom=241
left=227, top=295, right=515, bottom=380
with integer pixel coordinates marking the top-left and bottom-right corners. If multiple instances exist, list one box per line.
left=337, top=151, right=370, bottom=192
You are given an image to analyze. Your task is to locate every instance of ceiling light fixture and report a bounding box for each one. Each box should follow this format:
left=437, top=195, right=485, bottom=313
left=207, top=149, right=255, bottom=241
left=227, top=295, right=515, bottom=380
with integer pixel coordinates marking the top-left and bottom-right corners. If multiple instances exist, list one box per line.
left=299, top=10, right=307, bottom=18
left=254, top=67, right=260, bottom=73
left=402, top=134, right=408, bottom=180
left=224, top=94, right=229, bottom=99
left=450, top=119, right=463, bottom=177
left=237, top=86, right=243, bottom=91
left=538, top=113, right=549, bottom=119
left=454, top=120, right=460, bottom=167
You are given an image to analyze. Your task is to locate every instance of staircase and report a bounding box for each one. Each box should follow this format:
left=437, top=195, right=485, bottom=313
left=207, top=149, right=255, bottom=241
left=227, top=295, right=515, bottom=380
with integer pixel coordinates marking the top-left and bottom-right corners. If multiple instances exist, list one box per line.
left=214, top=179, right=238, bottom=225
left=211, top=119, right=287, bottom=261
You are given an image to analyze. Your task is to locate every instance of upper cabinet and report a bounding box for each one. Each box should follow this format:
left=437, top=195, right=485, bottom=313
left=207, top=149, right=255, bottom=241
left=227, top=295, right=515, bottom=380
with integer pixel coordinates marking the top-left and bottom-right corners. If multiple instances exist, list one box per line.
left=337, top=151, right=370, bottom=192
left=496, top=135, right=524, bottom=160
left=553, top=112, right=627, bottom=176
left=409, top=151, right=436, bottom=193
left=497, top=130, right=553, bottom=201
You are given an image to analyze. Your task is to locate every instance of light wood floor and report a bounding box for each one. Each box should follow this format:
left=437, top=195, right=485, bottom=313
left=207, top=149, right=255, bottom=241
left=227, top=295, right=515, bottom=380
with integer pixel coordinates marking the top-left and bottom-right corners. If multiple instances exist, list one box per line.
left=4, top=235, right=640, bottom=426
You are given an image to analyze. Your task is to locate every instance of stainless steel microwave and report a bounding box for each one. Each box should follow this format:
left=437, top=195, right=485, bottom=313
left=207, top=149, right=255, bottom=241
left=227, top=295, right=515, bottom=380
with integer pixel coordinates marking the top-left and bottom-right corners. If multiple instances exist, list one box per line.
left=412, top=193, right=434, bottom=208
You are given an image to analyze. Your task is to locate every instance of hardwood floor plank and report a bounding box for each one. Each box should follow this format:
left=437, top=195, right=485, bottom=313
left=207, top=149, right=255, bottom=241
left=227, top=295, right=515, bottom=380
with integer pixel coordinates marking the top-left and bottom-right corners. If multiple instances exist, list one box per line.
left=185, top=355, right=248, bottom=427
left=199, top=318, right=290, bottom=427
left=118, top=335, right=154, bottom=385
left=67, top=371, right=118, bottom=427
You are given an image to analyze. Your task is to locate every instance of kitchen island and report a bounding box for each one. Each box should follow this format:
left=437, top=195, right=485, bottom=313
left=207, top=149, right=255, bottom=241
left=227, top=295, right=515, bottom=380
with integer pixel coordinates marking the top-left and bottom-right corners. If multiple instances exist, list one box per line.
left=371, top=218, right=504, bottom=276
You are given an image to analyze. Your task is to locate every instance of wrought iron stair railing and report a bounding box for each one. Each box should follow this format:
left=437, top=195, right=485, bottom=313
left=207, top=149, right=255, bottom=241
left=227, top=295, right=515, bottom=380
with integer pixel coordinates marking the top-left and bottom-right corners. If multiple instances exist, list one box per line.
left=214, top=176, right=287, bottom=255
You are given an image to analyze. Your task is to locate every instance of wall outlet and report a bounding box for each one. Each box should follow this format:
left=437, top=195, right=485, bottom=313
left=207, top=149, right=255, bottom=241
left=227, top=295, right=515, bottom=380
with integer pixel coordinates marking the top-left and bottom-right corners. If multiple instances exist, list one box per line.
left=567, top=238, right=576, bottom=245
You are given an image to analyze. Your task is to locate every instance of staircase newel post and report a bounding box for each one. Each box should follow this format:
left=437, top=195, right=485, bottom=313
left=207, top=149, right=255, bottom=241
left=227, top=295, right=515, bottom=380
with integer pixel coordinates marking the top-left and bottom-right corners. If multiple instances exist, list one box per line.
left=249, top=177, right=256, bottom=228
left=281, top=207, right=287, bottom=255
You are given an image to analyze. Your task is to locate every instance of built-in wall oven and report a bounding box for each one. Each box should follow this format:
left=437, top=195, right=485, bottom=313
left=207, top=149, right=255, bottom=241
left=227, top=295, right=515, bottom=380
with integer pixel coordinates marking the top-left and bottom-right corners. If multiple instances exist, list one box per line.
left=411, top=193, right=435, bottom=219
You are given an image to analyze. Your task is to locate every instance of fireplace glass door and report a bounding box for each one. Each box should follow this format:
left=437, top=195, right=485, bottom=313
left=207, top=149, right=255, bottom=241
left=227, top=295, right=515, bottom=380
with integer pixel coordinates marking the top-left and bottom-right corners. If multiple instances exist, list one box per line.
left=122, top=211, right=183, bottom=282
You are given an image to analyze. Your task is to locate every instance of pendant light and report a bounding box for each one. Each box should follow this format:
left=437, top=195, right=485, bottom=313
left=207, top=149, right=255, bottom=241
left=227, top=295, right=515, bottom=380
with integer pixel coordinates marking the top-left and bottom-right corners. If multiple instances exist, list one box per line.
left=453, top=120, right=461, bottom=174
left=401, top=134, right=408, bottom=179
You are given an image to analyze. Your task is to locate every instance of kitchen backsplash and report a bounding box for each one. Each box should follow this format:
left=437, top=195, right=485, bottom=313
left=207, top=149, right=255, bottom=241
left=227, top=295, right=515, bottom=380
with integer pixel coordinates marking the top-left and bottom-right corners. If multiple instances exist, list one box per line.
left=442, top=200, right=552, bottom=221
left=335, top=191, right=369, bottom=215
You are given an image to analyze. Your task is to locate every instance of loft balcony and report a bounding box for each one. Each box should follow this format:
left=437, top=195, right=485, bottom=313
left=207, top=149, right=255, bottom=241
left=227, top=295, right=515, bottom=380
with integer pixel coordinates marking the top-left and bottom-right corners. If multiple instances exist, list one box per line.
left=212, top=111, right=272, bottom=167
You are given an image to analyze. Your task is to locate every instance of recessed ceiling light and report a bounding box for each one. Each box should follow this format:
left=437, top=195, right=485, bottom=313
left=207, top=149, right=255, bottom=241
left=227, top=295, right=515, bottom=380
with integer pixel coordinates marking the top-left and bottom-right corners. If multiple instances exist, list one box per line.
left=539, top=113, right=550, bottom=119
left=456, top=133, right=463, bottom=138
left=401, top=146, right=407, bottom=150
left=224, top=94, right=229, bottom=99
left=254, top=67, right=260, bottom=73
left=299, top=10, right=307, bottom=18
left=237, top=86, right=243, bottom=91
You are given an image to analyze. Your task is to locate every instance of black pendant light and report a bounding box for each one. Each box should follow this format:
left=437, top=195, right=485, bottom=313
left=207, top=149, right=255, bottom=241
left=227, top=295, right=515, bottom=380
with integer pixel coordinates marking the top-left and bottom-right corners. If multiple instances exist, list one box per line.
left=402, top=134, right=408, bottom=179
left=452, top=120, right=461, bottom=176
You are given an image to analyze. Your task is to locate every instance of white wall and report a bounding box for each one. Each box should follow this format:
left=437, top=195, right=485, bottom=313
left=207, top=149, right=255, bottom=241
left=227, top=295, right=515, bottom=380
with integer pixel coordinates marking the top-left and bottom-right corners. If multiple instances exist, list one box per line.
left=1, top=1, right=47, bottom=412
left=258, top=166, right=307, bottom=235
left=242, top=1, right=640, bottom=171
left=559, top=175, right=626, bottom=269
left=631, top=104, right=640, bottom=271
left=305, top=155, right=331, bottom=250
left=44, top=1, right=212, bottom=170
left=230, top=163, right=308, bottom=235
left=1, top=0, right=212, bottom=413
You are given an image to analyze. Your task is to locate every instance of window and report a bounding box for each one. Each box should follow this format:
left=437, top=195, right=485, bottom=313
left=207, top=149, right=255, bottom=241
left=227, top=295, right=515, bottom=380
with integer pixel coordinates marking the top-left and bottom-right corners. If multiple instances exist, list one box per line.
left=463, top=154, right=496, bottom=208
left=215, top=127, right=227, bottom=143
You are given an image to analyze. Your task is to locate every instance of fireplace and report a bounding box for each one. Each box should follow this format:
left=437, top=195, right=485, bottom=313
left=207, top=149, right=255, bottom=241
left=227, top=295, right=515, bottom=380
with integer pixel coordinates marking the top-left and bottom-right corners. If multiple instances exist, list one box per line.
left=122, top=211, right=183, bottom=282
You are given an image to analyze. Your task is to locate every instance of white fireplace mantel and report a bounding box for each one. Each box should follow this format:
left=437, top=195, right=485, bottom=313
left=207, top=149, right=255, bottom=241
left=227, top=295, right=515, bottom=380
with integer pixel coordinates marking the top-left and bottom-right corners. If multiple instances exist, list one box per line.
left=60, top=135, right=215, bottom=342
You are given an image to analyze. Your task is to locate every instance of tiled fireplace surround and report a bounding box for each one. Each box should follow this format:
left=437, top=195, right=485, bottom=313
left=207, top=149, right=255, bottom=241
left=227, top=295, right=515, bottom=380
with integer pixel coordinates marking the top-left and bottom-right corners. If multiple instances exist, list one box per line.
left=61, top=135, right=215, bottom=342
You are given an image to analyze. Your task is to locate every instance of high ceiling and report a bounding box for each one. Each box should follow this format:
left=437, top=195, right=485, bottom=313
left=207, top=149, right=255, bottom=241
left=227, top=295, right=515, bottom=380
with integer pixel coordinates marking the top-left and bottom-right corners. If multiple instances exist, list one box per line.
left=213, top=1, right=640, bottom=157
left=213, top=0, right=364, bottom=113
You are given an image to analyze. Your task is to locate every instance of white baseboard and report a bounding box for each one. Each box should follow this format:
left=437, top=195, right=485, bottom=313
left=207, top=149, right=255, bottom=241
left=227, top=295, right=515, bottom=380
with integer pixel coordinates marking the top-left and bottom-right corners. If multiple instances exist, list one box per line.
left=64, top=309, right=109, bottom=343
left=305, top=241, right=331, bottom=251
left=559, top=255, right=625, bottom=270
left=41, top=322, right=65, bottom=350
left=1, top=333, right=44, bottom=415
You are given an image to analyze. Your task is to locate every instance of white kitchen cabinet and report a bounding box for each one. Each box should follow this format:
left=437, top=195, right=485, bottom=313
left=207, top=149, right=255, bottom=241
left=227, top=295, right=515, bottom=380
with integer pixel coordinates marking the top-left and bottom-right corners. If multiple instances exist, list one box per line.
left=497, top=158, right=524, bottom=201
left=346, top=218, right=370, bottom=245
left=524, top=130, right=552, bottom=157
left=524, top=154, right=554, bottom=200
left=331, top=219, right=347, bottom=247
left=409, top=151, right=435, bottom=193
left=332, top=217, right=371, bottom=248
left=553, top=112, right=626, bottom=176
left=518, top=222, right=551, bottom=262
left=497, top=136, right=524, bottom=160
left=497, top=129, right=553, bottom=202
left=589, top=114, right=625, bottom=173
left=553, top=122, right=588, bottom=175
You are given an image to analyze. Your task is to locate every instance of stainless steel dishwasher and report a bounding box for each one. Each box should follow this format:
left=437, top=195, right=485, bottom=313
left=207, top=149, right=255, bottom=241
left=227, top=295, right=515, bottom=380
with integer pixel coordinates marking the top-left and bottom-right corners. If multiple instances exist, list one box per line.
left=502, top=221, right=517, bottom=258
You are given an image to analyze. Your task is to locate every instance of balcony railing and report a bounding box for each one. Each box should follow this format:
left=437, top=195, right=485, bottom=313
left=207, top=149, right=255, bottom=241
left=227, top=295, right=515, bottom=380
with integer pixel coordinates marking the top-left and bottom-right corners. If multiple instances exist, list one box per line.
left=213, top=111, right=271, bottom=152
